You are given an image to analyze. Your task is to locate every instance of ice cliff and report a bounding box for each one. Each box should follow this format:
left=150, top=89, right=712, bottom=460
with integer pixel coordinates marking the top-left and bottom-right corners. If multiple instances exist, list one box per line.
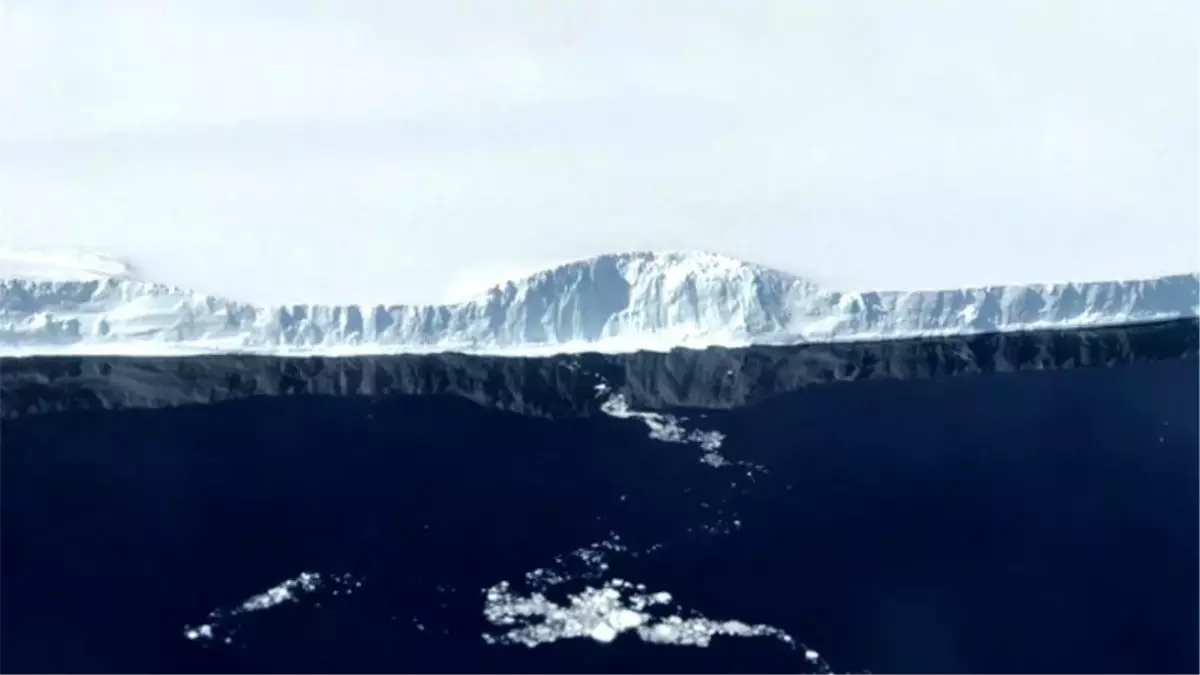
left=1, top=249, right=1196, bottom=356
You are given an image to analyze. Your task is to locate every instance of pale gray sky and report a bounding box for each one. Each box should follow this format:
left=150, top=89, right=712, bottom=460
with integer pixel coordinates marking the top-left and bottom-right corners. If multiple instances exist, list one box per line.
left=1, top=0, right=1197, bottom=305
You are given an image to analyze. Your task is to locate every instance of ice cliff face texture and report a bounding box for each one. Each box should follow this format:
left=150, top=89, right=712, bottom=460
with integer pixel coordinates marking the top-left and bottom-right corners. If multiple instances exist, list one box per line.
left=1, top=250, right=1197, bottom=355
left=6, top=318, right=1195, bottom=420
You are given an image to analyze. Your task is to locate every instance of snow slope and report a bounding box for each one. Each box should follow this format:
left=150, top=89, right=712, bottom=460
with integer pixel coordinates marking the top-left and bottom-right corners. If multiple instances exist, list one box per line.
left=0, top=248, right=139, bottom=282
left=1, top=248, right=1196, bottom=356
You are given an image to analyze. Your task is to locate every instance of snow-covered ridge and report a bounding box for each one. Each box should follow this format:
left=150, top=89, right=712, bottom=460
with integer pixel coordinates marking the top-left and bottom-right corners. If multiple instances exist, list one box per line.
left=1, top=249, right=1196, bottom=356
left=0, top=247, right=139, bottom=282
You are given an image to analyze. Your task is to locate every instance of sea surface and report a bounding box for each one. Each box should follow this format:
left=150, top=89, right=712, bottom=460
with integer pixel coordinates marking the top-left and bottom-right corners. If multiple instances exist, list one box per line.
left=2, top=321, right=1197, bottom=674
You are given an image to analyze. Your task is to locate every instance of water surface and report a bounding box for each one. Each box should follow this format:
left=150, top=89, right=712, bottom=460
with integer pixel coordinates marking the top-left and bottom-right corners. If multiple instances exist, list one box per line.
left=3, top=321, right=1197, bottom=673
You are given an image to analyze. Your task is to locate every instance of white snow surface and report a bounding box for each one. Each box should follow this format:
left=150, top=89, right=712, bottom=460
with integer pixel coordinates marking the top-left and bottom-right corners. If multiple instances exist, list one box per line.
left=1, top=248, right=1196, bottom=356
left=0, top=248, right=139, bottom=282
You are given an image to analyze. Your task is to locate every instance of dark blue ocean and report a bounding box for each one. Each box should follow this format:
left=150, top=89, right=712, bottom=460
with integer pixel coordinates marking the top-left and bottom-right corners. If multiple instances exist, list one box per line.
left=2, top=321, right=1197, bottom=674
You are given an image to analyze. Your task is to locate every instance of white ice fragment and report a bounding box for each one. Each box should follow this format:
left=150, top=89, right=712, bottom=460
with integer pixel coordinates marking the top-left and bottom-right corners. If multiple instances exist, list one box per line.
left=590, top=623, right=619, bottom=643
left=182, top=571, right=360, bottom=646
left=184, top=624, right=214, bottom=641
left=611, top=608, right=645, bottom=630
left=482, top=576, right=799, bottom=653
left=238, top=571, right=325, bottom=612
left=599, top=392, right=745, bottom=468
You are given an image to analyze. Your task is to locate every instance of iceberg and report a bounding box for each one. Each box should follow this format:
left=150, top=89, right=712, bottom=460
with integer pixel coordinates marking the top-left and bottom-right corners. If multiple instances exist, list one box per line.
left=1, top=248, right=1196, bottom=356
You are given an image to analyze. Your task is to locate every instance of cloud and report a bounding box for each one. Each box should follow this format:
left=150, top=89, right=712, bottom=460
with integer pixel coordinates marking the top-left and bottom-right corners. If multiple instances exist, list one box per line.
left=1, top=0, right=1196, bottom=304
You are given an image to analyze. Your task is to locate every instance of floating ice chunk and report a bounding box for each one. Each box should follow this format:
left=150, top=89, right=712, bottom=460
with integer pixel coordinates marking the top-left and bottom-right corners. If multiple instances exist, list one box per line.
left=182, top=571, right=361, bottom=645
left=482, top=577, right=799, bottom=652
left=184, top=624, right=214, bottom=641
left=239, top=571, right=322, bottom=612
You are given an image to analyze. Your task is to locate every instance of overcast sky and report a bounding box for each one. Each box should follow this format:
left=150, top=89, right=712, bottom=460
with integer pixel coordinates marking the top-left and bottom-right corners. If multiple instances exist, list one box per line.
left=1, top=0, right=1196, bottom=305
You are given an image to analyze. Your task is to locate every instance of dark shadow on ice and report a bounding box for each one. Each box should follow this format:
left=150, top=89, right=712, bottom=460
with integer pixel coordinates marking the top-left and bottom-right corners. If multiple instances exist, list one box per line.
left=3, top=318, right=1196, bottom=419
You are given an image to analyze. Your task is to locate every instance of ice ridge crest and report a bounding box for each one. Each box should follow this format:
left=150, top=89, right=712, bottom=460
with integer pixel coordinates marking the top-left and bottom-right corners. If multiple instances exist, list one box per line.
left=1, top=250, right=1196, bottom=355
